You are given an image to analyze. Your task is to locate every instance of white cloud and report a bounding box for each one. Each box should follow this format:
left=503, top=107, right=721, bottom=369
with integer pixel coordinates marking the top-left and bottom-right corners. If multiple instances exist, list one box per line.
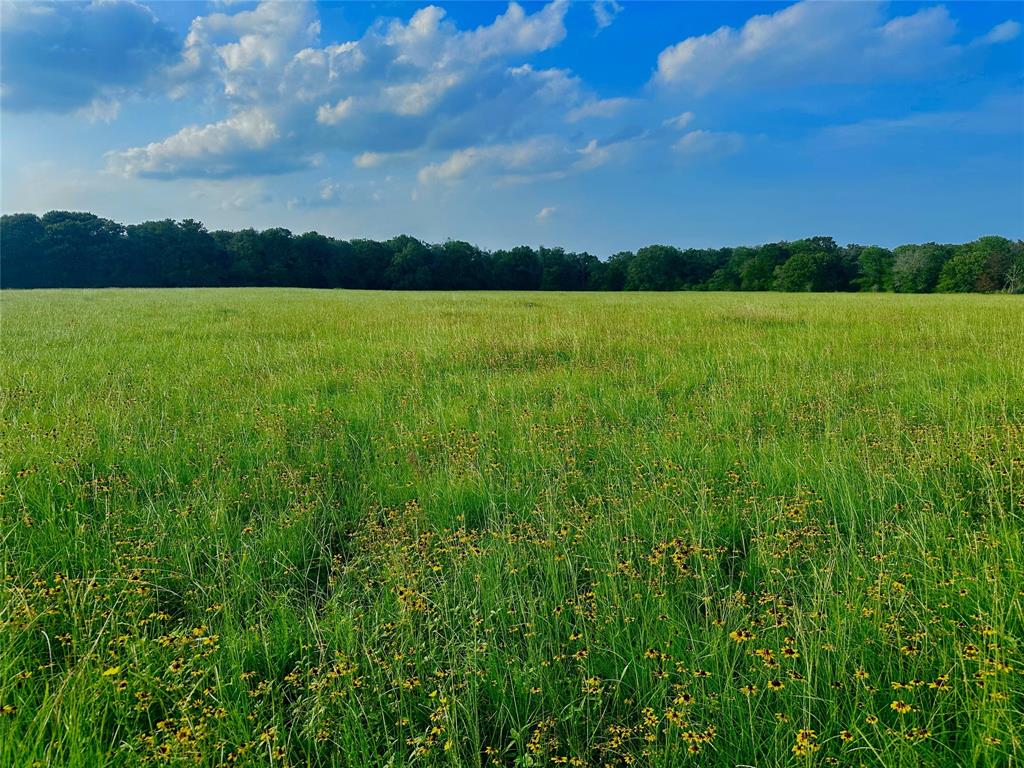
left=75, top=97, right=122, bottom=124
left=978, top=20, right=1021, bottom=46
left=592, top=1, right=622, bottom=32
left=415, top=129, right=647, bottom=187
left=654, top=1, right=965, bottom=92
left=107, top=108, right=285, bottom=177
left=316, top=96, right=356, bottom=125
left=114, top=0, right=586, bottom=180
left=460, top=1, right=569, bottom=60
left=354, top=151, right=392, bottom=169
left=536, top=205, right=557, bottom=222
left=662, top=111, right=695, bottom=130
left=171, top=0, right=321, bottom=102
left=417, top=137, right=563, bottom=184
left=565, top=96, right=634, bottom=122
left=672, top=130, right=744, bottom=159
left=574, top=138, right=611, bottom=171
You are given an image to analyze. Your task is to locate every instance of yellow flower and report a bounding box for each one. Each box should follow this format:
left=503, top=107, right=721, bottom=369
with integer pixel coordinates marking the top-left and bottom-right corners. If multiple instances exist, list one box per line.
left=102, top=666, right=122, bottom=677
left=890, top=700, right=912, bottom=714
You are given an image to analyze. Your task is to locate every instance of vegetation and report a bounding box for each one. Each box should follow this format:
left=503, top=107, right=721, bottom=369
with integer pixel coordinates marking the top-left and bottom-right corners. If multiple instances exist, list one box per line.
left=2, top=212, right=1023, bottom=292
left=1, top=289, right=1021, bottom=767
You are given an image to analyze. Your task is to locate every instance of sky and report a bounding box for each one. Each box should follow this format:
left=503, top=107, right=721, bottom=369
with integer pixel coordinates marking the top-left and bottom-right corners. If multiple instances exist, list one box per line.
left=1, top=1, right=1022, bottom=255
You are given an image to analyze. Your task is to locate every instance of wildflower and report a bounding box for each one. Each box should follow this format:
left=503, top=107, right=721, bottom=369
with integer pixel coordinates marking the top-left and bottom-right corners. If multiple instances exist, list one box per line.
left=767, top=679, right=785, bottom=691
left=102, top=666, right=122, bottom=677
left=729, top=629, right=755, bottom=643
left=839, top=730, right=854, bottom=742
left=890, top=700, right=912, bottom=714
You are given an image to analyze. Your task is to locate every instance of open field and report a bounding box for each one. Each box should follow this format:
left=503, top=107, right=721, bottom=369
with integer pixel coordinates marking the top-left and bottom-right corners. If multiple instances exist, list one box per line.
left=1, top=289, right=1022, bottom=767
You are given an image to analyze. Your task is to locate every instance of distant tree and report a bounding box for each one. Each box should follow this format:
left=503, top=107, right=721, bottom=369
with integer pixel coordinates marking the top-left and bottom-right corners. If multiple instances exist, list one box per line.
left=740, top=243, right=789, bottom=290
left=0, top=209, right=1016, bottom=293
left=349, top=239, right=393, bottom=289
left=538, top=247, right=590, bottom=291
left=0, top=213, right=47, bottom=288
left=891, top=243, right=952, bottom=293
left=222, top=229, right=263, bottom=286
left=1005, top=245, right=1024, bottom=294
left=852, top=245, right=894, bottom=292
left=385, top=236, right=436, bottom=290
left=438, top=240, right=488, bottom=289
left=625, top=245, right=680, bottom=290
left=772, top=237, right=852, bottom=292
left=675, top=248, right=723, bottom=288
left=581, top=251, right=609, bottom=291
left=706, top=247, right=748, bottom=291
left=937, top=236, right=1019, bottom=293
left=294, top=232, right=334, bottom=288
left=595, top=251, right=632, bottom=291
left=492, top=246, right=542, bottom=290
left=126, top=219, right=224, bottom=287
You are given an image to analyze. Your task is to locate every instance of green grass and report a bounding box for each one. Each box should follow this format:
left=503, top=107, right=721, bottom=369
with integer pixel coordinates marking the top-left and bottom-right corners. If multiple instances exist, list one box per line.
left=1, top=289, right=1021, bottom=768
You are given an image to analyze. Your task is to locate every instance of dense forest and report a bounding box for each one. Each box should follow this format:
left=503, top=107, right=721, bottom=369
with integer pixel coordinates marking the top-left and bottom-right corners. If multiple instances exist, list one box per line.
left=2, top=211, right=1022, bottom=292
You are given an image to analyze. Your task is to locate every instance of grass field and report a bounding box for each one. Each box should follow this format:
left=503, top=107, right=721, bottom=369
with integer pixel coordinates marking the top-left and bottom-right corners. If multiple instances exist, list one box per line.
left=1, top=289, right=1022, bottom=768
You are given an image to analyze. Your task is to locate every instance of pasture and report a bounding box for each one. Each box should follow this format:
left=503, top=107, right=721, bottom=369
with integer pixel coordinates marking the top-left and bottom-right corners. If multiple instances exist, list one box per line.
left=1, top=290, right=1021, bottom=767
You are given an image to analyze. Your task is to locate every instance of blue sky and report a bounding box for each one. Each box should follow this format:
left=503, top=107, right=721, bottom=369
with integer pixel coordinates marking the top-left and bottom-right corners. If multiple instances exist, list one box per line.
left=2, top=1, right=1022, bottom=254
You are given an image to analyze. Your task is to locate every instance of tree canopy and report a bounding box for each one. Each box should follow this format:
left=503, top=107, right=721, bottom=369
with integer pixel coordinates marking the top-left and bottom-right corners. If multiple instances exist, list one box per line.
left=2, top=211, right=1021, bottom=293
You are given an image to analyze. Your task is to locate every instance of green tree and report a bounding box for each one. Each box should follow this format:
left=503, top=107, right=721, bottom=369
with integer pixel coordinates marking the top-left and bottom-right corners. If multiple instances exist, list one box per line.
left=625, top=245, right=681, bottom=290
left=492, top=246, right=542, bottom=290
left=937, top=236, right=1018, bottom=293
left=853, top=246, right=894, bottom=291
left=0, top=213, right=47, bottom=288
left=891, top=243, right=952, bottom=293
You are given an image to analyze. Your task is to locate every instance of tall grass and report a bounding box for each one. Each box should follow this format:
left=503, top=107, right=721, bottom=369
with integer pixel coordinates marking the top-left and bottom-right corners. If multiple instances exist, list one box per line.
left=1, top=289, right=1021, bottom=767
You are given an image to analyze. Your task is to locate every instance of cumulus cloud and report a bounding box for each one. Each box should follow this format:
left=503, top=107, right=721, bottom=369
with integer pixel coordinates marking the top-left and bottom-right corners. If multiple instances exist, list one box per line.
left=0, top=0, right=179, bottom=112
left=109, top=1, right=597, bottom=180
left=316, top=97, right=356, bottom=125
left=536, top=206, right=557, bottom=222
left=106, top=108, right=297, bottom=178
left=170, top=0, right=321, bottom=102
left=653, top=1, right=996, bottom=92
left=592, top=1, right=622, bottom=32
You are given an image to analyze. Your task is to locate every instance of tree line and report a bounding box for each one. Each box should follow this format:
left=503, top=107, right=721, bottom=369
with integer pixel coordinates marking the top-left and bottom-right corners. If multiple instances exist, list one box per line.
left=2, top=211, right=1022, bottom=293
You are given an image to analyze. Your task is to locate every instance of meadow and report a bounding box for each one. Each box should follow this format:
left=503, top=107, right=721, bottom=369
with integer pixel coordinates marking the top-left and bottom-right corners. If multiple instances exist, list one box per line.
left=1, top=289, right=1021, bottom=768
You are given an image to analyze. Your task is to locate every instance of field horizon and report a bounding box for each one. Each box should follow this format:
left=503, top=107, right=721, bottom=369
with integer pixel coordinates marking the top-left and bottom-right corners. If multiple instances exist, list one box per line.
left=2, top=289, right=1021, bottom=767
